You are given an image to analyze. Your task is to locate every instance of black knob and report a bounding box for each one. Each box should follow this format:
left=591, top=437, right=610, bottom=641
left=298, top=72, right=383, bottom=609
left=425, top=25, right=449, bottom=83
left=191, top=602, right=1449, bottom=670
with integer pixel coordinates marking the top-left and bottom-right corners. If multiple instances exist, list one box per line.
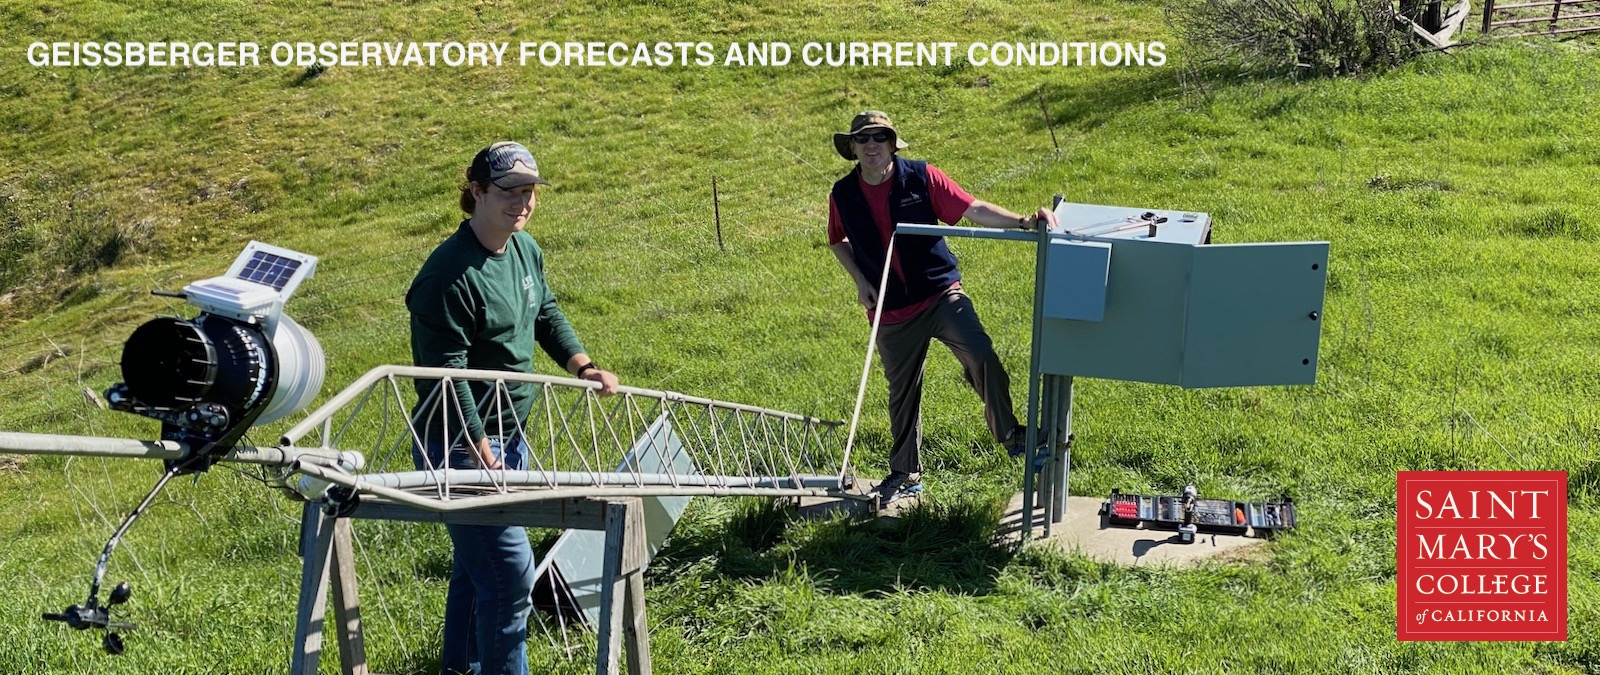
left=1308, top=311, right=1319, bottom=321
left=109, top=582, right=132, bottom=606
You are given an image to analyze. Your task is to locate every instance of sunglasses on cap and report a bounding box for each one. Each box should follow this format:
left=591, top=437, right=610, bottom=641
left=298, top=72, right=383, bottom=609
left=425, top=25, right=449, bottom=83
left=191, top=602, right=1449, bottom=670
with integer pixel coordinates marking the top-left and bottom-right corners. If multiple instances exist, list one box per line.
left=852, top=131, right=894, bottom=144
left=485, top=143, right=537, bottom=172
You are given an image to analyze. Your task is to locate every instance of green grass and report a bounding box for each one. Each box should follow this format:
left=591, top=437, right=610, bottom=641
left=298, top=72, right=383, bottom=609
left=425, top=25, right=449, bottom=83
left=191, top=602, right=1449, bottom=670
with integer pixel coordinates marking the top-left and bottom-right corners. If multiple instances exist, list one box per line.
left=2, top=1, right=1599, bottom=673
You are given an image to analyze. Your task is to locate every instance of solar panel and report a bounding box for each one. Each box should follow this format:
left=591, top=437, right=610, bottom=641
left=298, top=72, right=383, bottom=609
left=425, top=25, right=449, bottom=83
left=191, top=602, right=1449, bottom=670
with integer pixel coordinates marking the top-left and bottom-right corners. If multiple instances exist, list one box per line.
left=236, top=250, right=303, bottom=291
left=187, top=242, right=317, bottom=324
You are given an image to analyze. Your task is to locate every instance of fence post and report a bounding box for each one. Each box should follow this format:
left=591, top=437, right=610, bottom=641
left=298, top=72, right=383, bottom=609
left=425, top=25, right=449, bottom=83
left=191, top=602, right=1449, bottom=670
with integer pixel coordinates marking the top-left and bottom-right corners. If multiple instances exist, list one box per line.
left=712, top=176, right=724, bottom=252
left=1036, top=88, right=1060, bottom=154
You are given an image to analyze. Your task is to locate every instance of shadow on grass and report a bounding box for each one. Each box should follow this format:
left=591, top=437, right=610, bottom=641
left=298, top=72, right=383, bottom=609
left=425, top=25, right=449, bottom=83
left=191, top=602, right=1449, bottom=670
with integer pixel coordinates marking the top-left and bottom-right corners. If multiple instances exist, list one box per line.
left=1019, top=67, right=1187, bottom=135
left=1017, top=62, right=1308, bottom=138
left=651, top=492, right=1015, bottom=597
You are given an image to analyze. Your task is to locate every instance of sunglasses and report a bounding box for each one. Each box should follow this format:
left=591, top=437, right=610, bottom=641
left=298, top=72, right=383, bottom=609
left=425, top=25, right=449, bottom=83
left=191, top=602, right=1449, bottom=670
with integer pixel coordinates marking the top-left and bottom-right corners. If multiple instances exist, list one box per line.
left=852, top=131, right=894, bottom=144
left=485, top=144, right=537, bottom=172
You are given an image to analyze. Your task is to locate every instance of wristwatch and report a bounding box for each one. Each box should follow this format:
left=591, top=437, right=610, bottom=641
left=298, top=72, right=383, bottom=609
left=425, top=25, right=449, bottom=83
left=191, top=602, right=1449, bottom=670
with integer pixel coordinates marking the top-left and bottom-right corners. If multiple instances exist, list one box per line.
left=576, top=362, right=599, bottom=377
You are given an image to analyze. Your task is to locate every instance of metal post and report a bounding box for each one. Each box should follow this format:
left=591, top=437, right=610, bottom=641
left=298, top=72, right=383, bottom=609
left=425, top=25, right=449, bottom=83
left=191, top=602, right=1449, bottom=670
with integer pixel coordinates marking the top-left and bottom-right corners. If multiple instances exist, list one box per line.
left=1051, top=376, right=1073, bottom=524
left=1483, top=0, right=1496, bottom=33
left=712, top=177, right=724, bottom=252
left=1020, top=219, right=1050, bottom=541
left=1038, top=376, right=1056, bottom=538
left=1037, top=88, right=1060, bottom=154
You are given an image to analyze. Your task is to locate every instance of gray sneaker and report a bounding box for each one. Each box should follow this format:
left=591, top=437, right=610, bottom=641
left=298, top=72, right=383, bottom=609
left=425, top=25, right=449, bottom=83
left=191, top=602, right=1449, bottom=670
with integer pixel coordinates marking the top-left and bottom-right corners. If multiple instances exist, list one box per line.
left=872, top=471, right=923, bottom=505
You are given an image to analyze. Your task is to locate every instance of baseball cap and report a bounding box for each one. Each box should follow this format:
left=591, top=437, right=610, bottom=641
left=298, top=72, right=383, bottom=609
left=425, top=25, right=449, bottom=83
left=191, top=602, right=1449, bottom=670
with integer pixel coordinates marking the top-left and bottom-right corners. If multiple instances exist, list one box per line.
left=468, top=141, right=551, bottom=188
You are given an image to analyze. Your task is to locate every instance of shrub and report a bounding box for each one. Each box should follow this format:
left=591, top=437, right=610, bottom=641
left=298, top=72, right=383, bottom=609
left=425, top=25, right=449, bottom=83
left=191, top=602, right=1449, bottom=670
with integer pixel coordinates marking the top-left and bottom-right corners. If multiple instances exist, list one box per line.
left=1167, top=0, right=1416, bottom=78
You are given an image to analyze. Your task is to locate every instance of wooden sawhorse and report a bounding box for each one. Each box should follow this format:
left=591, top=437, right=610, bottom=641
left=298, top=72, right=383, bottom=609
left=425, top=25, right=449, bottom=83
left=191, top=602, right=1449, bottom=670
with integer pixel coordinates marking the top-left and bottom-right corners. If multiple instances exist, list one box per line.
left=290, top=496, right=651, bottom=675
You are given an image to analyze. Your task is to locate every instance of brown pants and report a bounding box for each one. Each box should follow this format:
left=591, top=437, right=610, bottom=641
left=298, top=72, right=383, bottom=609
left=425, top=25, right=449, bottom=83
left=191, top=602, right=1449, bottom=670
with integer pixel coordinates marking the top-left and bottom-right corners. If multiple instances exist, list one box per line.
left=876, top=287, right=1019, bottom=474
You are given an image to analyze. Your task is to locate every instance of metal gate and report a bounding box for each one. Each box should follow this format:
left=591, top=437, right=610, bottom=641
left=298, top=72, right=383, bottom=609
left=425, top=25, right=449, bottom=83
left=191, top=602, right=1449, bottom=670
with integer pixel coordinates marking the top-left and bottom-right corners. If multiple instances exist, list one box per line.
left=1483, top=0, right=1600, bottom=37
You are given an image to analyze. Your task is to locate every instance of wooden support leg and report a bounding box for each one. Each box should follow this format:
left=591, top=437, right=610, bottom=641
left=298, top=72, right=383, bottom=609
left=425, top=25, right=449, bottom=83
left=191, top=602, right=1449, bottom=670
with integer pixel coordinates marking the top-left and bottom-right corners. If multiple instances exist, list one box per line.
left=293, top=502, right=335, bottom=675
left=329, top=518, right=369, bottom=675
left=595, top=500, right=651, bottom=675
left=623, top=569, right=651, bottom=675
left=596, top=502, right=626, bottom=675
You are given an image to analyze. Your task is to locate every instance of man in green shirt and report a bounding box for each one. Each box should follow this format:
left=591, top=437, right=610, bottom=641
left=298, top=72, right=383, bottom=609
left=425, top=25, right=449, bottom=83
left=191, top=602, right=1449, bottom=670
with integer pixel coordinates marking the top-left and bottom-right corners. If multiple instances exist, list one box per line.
left=406, top=141, right=618, bottom=675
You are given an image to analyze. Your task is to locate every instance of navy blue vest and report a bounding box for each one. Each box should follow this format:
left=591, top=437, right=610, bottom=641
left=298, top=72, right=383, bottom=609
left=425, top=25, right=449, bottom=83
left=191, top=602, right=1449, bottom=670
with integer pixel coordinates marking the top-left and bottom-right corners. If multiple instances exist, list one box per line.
left=832, top=158, right=961, bottom=313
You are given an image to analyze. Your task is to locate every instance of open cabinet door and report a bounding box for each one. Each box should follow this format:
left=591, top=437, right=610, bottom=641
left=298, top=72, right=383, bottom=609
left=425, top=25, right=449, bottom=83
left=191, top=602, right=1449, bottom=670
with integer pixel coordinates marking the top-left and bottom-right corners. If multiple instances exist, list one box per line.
left=1180, top=242, right=1329, bottom=388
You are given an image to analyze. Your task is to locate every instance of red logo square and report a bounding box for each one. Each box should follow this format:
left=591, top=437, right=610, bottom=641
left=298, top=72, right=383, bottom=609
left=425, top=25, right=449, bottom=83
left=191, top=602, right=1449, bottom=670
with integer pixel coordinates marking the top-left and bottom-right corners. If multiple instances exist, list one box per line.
left=1397, top=471, right=1567, bottom=641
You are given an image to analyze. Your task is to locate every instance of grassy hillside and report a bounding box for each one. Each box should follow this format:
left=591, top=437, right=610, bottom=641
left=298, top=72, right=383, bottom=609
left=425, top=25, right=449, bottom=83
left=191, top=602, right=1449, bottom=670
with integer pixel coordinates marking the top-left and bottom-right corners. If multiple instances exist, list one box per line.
left=2, top=1, right=1598, bottom=673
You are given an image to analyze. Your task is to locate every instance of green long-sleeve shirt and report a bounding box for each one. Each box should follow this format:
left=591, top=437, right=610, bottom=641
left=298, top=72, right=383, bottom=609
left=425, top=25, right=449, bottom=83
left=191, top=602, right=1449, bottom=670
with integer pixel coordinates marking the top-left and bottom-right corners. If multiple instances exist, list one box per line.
left=406, top=221, right=585, bottom=444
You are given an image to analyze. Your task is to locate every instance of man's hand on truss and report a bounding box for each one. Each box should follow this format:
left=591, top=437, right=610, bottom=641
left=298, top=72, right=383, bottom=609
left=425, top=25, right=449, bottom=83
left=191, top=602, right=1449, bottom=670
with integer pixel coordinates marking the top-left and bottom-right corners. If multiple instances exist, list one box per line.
left=580, top=367, right=621, bottom=396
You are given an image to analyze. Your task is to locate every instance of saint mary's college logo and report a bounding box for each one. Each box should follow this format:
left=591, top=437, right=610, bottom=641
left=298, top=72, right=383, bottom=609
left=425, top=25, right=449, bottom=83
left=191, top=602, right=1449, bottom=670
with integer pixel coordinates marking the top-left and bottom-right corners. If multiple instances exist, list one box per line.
left=1396, top=471, right=1567, bottom=641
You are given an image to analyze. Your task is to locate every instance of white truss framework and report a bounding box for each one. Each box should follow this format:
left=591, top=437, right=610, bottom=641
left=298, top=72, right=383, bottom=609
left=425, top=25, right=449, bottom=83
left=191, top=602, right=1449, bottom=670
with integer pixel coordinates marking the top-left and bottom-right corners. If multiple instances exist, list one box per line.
left=278, top=365, right=854, bottom=510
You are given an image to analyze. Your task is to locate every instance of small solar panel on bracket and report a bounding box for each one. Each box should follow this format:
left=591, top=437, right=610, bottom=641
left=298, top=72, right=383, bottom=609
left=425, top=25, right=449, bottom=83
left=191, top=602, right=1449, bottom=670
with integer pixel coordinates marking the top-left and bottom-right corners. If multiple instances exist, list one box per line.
left=236, top=251, right=303, bottom=291
left=186, top=242, right=318, bottom=326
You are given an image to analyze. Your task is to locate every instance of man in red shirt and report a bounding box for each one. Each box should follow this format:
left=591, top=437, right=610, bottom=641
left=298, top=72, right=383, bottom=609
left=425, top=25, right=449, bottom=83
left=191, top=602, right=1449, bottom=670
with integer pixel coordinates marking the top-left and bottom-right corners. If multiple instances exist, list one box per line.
left=827, top=110, right=1059, bottom=504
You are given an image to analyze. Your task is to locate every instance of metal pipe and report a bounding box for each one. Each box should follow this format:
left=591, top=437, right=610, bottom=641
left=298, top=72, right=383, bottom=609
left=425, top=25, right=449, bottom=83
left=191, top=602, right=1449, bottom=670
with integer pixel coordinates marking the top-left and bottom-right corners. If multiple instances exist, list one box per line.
left=1493, top=0, right=1597, bottom=9
left=1492, top=23, right=1600, bottom=34
left=0, top=431, right=360, bottom=471
left=1047, top=196, right=1071, bottom=529
left=226, top=446, right=365, bottom=471
left=841, top=233, right=898, bottom=481
left=894, top=223, right=1037, bottom=242
left=352, top=469, right=842, bottom=491
left=1493, top=8, right=1599, bottom=23
left=293, top=461, right=847, bottom=512
left=1052, top=376, right=1073, bottom=524
left=1038, top=376, right=1056, bottom=538
left=895, top=223, right=1140, bottom=247
left=1020, top=220, right=1051, bottom=541
left=0, top=431, right=185, bottom=460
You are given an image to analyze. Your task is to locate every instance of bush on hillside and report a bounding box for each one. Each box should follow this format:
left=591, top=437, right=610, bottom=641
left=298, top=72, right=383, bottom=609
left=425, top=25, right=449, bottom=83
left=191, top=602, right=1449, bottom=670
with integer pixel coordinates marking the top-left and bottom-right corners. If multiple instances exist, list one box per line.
left=1167, top=0, right=1416, bottom=78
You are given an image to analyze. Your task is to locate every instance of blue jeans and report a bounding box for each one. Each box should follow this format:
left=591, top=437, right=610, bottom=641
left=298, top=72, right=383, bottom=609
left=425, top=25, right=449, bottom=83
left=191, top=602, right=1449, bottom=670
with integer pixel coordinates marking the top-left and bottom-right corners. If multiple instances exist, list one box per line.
left=413, top=437, right=534, bottom=675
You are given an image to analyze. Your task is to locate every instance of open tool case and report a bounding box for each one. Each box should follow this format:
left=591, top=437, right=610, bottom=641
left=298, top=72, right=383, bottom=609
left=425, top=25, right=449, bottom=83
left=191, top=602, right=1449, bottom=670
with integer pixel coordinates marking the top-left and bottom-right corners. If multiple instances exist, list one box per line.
left=1102, top=488, right=1296, bottom=537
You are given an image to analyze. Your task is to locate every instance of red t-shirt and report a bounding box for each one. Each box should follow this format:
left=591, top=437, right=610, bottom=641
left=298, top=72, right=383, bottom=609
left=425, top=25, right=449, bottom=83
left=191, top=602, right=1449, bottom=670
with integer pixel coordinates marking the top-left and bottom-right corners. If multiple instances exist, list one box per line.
left=827, top=164, right=976, bottom=324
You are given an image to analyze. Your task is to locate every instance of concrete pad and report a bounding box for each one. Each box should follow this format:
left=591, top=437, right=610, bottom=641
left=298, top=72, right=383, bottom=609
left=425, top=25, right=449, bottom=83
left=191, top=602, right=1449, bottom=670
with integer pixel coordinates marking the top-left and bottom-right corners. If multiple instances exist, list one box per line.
left=998, top=493, right=1268, bottom=567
